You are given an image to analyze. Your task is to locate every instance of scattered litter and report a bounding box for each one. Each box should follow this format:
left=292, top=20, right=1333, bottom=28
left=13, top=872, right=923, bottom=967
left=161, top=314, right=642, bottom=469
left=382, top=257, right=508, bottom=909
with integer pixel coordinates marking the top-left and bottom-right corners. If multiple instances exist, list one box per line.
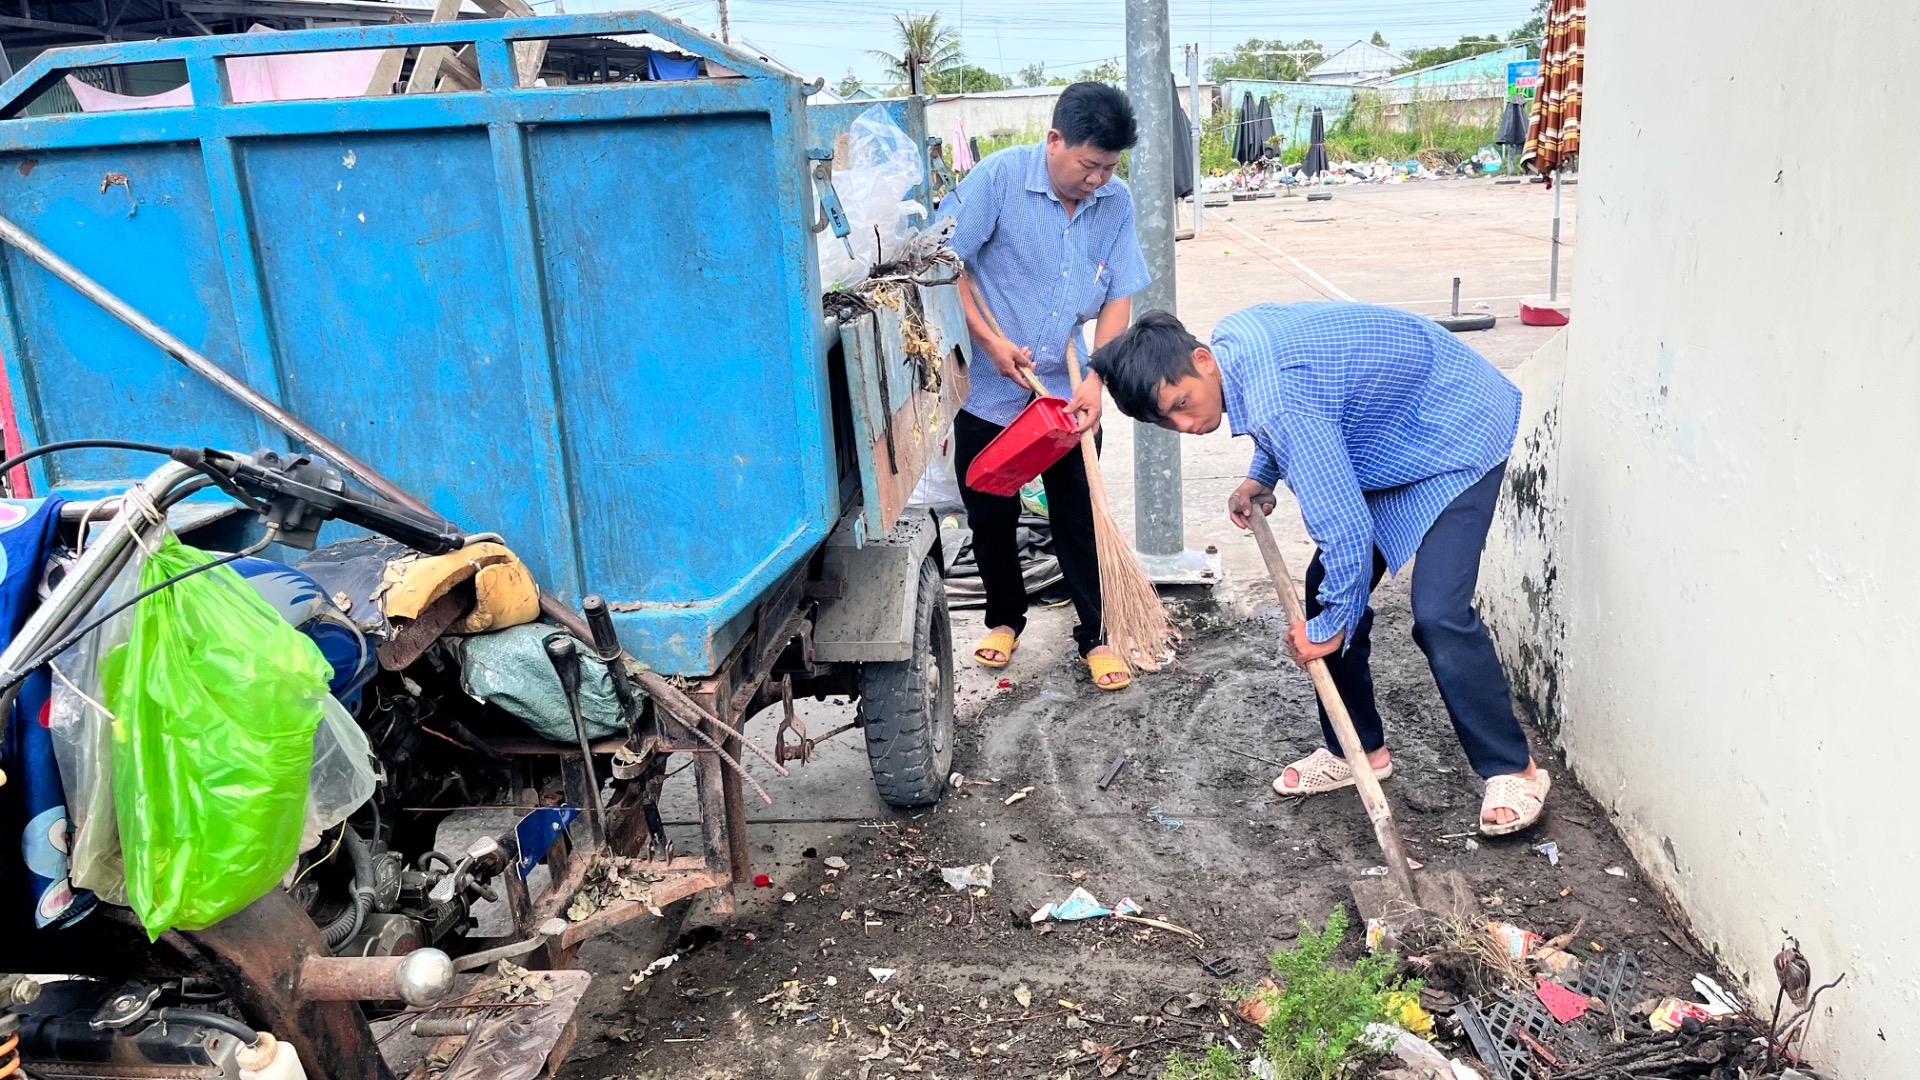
left=1366, top=917, right=1390, bottom=952
left=1147, top=805, right=1184, bottom=829
left=1450, top=1062, right=1480, bottom=1080
left=1534, top=841, right=1560, bottom=866
left=1692, top=974, right=1741, bottom=1016
left=1464, top=838, right=1479, bottom=851
left=1237, top=977, right=1280, bottom=1024
left=1248, top=1055, right=1274, bottom=1079
left=1534, top=945, right=1581, bottom=977
left=948, top=772, right=965, bottom=789
left=1014, top=984, right=1032, bottom=1008
left=1367, top=1023, right=1451, bottom=1074
left=1029, top=886, right=1144, bottom=924
left=824, top=856, right=849, bottom=871
left=1386, top=991, right=1434, bottom=1037
left=1488, top=921, right=1543, bottom=960
left=781, top=892, right=797, bottom=903
left=1648, top=996, right=1713, bottom=1032
left=1535, top=979, right=1591, bottom=1023
left=1604, top=866, right=1627, bottom=877
left=1004, top=785, right=1034, bottom=806
left=940, top=861, right=995, bottom=891
left=868, top=967, right=896, bottom=984
left=1097, top=754, right=1128, bottom=790
left=1197, top=955, right=1238, bottom=978
left=1363, top=857, right=1423, bottom=876
left=622, top=953, right=678, bottom=991
left=752, top=873, right=772, bottom=888
left=996, top=679, right=1011, bottom=688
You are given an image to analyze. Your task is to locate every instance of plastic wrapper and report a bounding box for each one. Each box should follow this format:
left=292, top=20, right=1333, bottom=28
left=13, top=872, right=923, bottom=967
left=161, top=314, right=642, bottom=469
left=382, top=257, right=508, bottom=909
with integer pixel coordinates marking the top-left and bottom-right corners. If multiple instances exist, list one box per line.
left=46, top=550, right=145, bottom=904
left=817, top=105, right=926, bottom=289
left=52, top=550, right=379, bottom=907
left=100, top=536, right=335, bottom=937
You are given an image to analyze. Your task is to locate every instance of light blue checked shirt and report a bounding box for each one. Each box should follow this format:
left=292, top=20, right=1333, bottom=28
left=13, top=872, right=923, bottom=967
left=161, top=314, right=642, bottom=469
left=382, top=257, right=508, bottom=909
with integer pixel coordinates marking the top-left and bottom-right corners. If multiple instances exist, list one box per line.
left=939, top=143, right=1151, bottom=425
left=1214, top=303, right=1523, bottom=644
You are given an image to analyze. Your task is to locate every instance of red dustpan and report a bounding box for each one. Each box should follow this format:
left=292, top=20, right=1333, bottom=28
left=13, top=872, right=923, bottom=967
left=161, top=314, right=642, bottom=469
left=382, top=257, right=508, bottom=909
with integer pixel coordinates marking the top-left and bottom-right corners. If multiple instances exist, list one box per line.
left=965, top=393, right=1079, bottom=496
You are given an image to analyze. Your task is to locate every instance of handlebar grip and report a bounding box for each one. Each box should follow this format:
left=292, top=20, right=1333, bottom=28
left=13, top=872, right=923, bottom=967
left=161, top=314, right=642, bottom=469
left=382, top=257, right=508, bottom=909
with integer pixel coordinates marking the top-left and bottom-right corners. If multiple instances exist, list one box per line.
left=582, top=595, right=622, bottom=661
left=545, top=637, right=583, bottom=699
left=333, top=499, right=466, bottom=555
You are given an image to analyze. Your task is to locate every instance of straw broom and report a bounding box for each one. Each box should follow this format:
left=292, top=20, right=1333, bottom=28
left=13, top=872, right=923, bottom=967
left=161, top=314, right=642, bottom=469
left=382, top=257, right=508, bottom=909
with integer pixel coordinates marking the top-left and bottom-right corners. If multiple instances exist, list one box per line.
left=965, top=276, right=1178, bottom=674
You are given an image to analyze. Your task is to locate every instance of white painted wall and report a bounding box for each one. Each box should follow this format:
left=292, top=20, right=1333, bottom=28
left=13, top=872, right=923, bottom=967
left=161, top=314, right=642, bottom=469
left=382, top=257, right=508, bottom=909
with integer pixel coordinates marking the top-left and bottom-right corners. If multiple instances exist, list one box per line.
left=1479, top=4, right=1920, bottom=1077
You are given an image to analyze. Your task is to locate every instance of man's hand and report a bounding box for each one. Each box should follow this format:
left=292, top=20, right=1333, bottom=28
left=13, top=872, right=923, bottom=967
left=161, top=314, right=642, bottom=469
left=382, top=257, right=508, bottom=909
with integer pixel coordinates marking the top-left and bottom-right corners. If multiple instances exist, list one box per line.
left=1285, top=621, right=1344, bottom=668
left=1067, top=370, right=1104, bottom=435
left=1227, top=478, right=1277, bottom=529
left=986, top=336, right=1036, bottom=387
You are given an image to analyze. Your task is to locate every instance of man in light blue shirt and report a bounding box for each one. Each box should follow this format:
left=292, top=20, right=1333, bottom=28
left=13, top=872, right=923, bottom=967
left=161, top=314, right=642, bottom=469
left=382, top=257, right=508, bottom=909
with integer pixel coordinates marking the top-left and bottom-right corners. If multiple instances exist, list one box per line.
left=941, top=83, right=1150, bottom=689
left=1090, top=305, right=1550, bottom=836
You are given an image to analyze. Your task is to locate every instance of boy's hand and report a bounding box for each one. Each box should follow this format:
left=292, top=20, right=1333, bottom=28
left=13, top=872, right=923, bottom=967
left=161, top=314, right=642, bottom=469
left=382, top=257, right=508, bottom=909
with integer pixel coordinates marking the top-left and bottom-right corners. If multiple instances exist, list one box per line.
left=1285, top=621, right=1344, bottom=668
left=1228, top=479, right=1276, bottom=529
left=1067, top=371, right=1104, bottom=435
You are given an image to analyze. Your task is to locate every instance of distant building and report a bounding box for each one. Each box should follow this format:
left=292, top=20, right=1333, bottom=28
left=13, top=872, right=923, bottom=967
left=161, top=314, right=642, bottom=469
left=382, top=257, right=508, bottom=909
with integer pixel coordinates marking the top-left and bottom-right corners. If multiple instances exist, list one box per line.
left=1306, top=41, right=1408, bottom=85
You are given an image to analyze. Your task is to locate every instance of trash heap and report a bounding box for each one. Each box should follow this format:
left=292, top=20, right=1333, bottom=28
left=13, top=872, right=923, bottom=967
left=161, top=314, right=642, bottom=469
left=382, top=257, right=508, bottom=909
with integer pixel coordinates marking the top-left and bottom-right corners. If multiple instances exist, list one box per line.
left=1201, top=145, right=1513, bottom=196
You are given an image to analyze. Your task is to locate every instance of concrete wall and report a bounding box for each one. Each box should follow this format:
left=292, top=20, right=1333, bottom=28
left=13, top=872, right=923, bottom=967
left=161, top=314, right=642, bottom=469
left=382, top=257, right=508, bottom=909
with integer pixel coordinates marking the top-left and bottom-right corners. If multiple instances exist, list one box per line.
left=1478, top=4, right=1920, bottom=1077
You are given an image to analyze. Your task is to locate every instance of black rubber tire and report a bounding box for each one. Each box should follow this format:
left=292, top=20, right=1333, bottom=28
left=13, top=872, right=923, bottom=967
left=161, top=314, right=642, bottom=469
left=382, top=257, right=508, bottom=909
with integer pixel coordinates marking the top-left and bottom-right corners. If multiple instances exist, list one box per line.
left=857, top=555, right=955, bottom=808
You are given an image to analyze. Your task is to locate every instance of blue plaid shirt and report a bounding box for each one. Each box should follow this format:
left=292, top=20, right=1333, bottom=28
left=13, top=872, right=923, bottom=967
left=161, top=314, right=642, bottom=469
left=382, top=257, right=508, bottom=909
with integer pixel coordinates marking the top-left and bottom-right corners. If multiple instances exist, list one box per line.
left=939, top=143, right=1151, bottom=425
left=1214, top=303, right=1523, bottom=644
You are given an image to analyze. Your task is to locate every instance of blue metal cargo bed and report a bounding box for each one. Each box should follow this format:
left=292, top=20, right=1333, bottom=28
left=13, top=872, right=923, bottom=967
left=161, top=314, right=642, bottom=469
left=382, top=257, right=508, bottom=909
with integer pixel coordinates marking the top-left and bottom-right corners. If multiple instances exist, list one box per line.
left=0, top=13, right=949, bottom=675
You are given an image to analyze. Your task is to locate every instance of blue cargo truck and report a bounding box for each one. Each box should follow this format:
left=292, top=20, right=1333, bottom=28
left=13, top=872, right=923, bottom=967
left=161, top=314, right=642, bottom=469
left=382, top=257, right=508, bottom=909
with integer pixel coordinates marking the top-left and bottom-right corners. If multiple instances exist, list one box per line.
left=0, top=12, right=969, bottom=1076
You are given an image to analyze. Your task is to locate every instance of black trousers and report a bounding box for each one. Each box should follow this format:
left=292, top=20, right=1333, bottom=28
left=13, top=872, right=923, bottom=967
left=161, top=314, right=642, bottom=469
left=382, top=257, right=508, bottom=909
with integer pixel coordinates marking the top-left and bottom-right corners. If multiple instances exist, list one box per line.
left=1304, top=463, right=1532, bottom=779
left=952, top=408, right=1104, bottom=656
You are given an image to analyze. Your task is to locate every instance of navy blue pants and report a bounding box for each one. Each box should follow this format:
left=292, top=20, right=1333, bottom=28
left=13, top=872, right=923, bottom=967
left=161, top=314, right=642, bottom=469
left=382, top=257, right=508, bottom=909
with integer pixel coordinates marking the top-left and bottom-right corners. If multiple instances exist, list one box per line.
left=1304, top=463, right=1532, bottom=779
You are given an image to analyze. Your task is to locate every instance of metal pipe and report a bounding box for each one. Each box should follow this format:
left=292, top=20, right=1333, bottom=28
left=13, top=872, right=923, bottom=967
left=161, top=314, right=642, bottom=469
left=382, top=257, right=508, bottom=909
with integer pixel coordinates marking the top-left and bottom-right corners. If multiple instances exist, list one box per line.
left=0, top=209, right=751, bottom=749
left=0, top=211, right=429, bottom=518
left=297, top=950, right=454, bottom=1008
left=1125, top=0, right=1186, bottom=559
left=1188, top=43, right=1203, bottom=235
left=1549, top=172, right=1563, bottom=301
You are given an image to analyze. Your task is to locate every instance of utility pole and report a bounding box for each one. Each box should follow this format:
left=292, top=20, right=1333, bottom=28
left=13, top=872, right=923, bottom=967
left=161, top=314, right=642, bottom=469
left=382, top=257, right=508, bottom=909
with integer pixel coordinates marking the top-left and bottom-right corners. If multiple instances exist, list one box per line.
left=716, top=0, right=729, bottom=43
left=1124, top=0, right=1212, bottom=583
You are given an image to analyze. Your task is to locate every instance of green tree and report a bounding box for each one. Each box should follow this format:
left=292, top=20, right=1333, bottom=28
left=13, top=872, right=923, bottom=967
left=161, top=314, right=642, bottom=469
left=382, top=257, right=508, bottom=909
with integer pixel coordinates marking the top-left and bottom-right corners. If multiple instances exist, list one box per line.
left=1369, top=31, right=1390, bottom=48
left=835, top=69, right=864, bottom=98
left=927, top=64, right=1011, bottom=93
left=1205, top=38, right=1325, bottom=83
left=1510, top=0, right=1549, bottom=42
left=1075, top=57, right=1122, bottom=85
left=1397, top=34, right=1510, bottom=72
left=1047, top=76, right=1071, bottom=86
left=868, top=12, right=963, bottom=94
left=1019, top=62, right=1047, bottom=87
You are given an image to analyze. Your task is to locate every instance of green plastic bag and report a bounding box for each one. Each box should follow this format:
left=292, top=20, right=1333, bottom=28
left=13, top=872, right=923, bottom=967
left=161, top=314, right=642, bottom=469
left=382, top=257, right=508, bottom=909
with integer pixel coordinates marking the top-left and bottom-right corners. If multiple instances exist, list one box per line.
left=100, top=536, right=334, bottom=937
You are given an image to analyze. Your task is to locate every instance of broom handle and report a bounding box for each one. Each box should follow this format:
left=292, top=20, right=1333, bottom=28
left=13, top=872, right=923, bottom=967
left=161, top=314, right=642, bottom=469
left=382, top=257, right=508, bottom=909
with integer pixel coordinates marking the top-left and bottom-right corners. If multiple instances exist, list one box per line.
left=1245, top=510, right=1420, bottom=905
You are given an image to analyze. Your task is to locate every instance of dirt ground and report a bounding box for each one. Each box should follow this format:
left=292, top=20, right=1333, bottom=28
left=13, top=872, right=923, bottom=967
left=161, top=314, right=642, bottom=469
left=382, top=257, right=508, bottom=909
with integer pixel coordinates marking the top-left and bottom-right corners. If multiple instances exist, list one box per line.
left=552, top=177, right=1691, bottom=1080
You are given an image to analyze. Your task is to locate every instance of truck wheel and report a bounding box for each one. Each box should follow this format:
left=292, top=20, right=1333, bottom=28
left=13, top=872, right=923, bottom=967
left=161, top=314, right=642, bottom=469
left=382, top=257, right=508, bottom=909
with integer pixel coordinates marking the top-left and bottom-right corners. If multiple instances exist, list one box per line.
left=858, top=554, right=955, bottom=808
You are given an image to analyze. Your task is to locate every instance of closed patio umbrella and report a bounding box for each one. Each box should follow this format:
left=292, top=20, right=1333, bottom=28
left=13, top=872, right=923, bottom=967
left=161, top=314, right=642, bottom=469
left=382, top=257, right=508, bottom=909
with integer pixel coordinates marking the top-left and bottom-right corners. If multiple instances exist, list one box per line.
left=1520, top=0, right=1585, bottom=316
left=1302, top=105, right=1329, bottom=179
left=1232, top=90, right=1258, bottom=164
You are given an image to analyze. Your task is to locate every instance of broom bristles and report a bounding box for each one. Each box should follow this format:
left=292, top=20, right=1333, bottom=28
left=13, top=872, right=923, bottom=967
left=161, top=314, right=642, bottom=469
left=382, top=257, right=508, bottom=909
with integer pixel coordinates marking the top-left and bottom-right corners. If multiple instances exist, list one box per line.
left=1069, top=343, right=1180, bottom=674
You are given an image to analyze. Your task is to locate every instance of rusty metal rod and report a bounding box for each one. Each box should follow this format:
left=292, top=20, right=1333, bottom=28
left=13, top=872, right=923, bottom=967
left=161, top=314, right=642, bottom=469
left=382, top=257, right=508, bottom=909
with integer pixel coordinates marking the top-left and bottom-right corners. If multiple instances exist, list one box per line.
left=0, top=209, right=793, bottom=791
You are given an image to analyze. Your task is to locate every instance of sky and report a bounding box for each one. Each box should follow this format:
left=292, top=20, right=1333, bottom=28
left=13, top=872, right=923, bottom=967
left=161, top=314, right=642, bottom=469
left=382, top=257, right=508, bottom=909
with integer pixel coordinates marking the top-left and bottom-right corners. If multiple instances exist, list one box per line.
left=560, top=0, right=1541, bottom=86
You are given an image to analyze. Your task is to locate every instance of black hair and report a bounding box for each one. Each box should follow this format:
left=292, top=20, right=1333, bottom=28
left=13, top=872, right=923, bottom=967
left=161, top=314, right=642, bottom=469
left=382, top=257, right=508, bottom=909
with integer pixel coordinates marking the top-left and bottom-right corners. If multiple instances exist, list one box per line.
left=1089, top=310, right=1203, bottom=423
left=1051, top=82, right=1138, bottom=153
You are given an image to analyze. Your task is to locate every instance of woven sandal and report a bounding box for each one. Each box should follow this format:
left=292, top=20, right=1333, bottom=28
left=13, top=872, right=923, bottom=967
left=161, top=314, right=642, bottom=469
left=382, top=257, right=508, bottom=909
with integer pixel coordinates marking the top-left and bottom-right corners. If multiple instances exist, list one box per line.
left=1271, top=747, right=1394, bottom=797
left=973, top=628, right=1019, bottom=668
left=1085, top=650, right=1131, bottom=691
left=1480, top=770, right=1551, bottom=836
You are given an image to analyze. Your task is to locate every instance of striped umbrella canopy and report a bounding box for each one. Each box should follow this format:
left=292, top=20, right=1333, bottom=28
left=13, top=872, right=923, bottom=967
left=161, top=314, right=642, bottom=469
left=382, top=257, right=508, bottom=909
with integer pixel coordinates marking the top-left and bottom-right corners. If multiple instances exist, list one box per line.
left=1522, top=0, right=1585, bottom=173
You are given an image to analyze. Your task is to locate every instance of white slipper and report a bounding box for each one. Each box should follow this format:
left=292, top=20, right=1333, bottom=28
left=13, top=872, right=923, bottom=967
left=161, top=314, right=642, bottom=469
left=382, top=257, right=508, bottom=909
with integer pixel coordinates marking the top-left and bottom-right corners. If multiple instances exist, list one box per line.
left=1480, top=770, right=1551, bottom=836
left=1271, top=747, right=1394, bottom=797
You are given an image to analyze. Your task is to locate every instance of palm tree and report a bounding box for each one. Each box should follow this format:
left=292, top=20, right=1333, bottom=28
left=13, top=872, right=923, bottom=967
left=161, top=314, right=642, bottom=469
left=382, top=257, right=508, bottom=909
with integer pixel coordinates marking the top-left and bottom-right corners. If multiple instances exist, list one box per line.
left=868, top=12, right=963, bottom=95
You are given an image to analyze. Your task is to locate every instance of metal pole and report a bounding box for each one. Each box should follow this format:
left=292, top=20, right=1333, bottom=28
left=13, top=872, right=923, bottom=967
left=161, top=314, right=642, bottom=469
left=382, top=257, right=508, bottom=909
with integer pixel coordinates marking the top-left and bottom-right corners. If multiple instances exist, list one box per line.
left=715, top=0, right=729, bottom=43
left=1548, top=170, right=1563, bottom=301
left=1188, top=43, right=1202, bottom=235
left=1124, top=0, right=1185, bottom=562
left=0, top=211, right=430, bottom=517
